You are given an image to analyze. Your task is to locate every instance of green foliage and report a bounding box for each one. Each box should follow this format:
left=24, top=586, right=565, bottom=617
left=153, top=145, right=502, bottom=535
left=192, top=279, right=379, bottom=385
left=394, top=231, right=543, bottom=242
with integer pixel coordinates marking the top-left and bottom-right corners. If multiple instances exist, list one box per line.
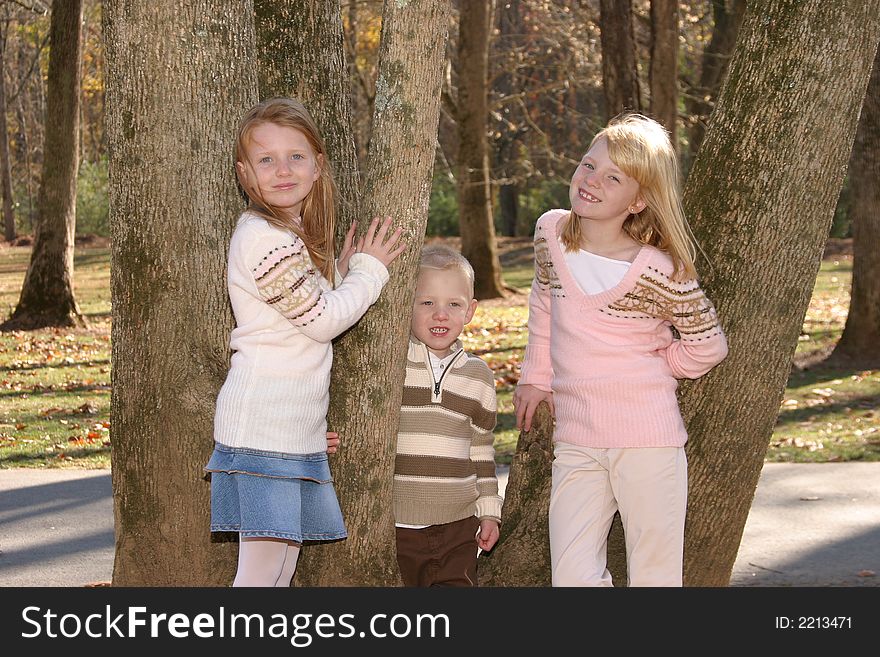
left=829, top=174, right=851, bottom=238
left=426, top=172, right=459, bottom=236
left=515, top=179, right=570, bottom=235
left=76, top=158, right=109, bottom=236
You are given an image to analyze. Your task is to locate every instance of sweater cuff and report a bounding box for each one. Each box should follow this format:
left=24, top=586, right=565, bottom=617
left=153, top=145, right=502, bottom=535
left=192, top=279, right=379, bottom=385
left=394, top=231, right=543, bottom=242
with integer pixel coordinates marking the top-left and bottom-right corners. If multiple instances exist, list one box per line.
left=475, top=494, right=503, bottom=524
left=349, top=252, right=390, bottom=286
left=518, top=343, right=553, bottom=392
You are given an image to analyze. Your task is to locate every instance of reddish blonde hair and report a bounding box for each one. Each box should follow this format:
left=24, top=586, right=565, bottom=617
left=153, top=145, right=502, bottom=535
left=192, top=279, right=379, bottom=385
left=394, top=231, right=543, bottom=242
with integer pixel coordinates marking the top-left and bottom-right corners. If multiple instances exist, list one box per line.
left=235, top=97, right=337, bottom=282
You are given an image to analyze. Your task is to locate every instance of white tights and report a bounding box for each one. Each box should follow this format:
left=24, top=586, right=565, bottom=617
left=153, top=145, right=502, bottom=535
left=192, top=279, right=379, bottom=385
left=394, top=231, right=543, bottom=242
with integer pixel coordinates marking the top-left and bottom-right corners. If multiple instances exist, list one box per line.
left=232, top=537, right=301, bottom=587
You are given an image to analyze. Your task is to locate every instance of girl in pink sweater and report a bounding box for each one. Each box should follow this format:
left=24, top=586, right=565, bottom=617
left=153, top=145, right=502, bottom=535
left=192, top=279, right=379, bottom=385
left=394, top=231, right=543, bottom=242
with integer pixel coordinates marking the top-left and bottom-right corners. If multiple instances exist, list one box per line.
left=513, top=114, right=728, bottom=587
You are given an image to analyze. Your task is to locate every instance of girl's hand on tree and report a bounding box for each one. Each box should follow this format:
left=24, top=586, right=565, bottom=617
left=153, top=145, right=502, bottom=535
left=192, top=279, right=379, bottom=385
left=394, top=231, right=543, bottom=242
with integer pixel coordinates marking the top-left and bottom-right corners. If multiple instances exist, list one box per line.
left=356, top=216, right=406, bottom=267
left=513, top=384, right=554, bottom=433
left=336, top=221, right=358, bottom=278
left=326, top=431, right=340, bottom=455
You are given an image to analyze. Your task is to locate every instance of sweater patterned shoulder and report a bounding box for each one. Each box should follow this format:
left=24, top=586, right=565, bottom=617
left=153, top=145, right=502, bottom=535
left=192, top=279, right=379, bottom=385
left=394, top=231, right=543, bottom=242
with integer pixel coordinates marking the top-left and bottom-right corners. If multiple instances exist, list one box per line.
left=252, top=240, right=326, bottom=328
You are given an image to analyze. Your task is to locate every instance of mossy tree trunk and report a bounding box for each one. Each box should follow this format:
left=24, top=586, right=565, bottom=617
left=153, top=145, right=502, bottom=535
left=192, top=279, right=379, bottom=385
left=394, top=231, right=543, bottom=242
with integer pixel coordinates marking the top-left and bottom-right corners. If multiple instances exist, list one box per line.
left=105, top=0, right=256, bottom=585
left=296, top=0, right=452, bottom=586
left=482, top=0, right=880, bottom=587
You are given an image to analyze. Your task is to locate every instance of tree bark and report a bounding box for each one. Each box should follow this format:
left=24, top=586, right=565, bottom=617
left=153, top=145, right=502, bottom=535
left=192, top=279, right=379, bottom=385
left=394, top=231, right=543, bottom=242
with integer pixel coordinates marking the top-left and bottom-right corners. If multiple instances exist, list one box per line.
left=599, top=0, right=641, bottom=117
left=481, top=0, right=880, bottom=587
left=829, top=44, right=880, bottom=366
left=683, top=0, right=745, bottom=174
left=457, top=0, right=505, bottom=299
left=680, top=0, right=880, bottom=586
left=295, top=0, right=452, bottom=586
left=1, top=0, right=85, bottom=331
left=493, top=0, right=522, bottom=238
left=105, top=0, right=256, bottom=585
left=254, top=0, right=362, bottom=235
left=650, top=0, right=678, bottom=147
left=1, top=22, right=16, bottom=242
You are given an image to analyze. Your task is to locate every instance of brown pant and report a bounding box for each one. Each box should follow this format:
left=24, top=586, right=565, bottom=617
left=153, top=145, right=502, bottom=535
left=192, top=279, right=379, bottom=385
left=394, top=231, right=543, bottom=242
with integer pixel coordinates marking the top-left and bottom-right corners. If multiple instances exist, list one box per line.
left=396, top=516, right=480, bottom=587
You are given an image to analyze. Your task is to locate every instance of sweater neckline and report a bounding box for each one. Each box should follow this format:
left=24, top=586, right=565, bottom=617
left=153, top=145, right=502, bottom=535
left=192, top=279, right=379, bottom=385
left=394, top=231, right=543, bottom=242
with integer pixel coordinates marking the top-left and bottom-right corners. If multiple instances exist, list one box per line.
left=544, top=212, right=654, bottom=309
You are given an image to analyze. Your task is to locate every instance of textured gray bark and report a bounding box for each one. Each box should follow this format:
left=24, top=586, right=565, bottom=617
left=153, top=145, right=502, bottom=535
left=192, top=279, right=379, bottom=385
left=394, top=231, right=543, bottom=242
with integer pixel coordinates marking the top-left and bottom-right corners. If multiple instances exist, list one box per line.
left=105, top=0, right=256, bottom=585
left=2, top=0, right=85, bottom=330
left=680, top=0, right=880, bottom=586
left=296, top=0, right=452, bottom=586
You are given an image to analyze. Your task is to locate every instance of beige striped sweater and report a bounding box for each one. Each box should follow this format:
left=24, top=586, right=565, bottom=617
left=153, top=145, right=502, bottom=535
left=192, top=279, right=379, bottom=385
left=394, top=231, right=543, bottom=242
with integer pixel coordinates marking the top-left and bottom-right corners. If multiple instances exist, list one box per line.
left=393, top=337, right=503, bottom=526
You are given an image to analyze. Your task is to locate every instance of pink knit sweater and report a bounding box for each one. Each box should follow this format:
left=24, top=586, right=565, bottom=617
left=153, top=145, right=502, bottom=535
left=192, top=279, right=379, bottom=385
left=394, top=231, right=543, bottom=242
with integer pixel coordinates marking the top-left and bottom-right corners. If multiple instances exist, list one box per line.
left=518, top=209, right=729, bottom=448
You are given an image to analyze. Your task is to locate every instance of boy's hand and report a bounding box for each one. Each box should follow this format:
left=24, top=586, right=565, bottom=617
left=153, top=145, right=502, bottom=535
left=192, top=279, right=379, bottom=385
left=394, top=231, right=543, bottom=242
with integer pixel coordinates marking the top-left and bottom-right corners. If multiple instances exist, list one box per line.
left=336, top=221, right=358, bottom=278
left=326, top=431, right=340, bottom=455
left=513, top=384, right=554, bottom=432
left=477, top=519, right=500, bottom=552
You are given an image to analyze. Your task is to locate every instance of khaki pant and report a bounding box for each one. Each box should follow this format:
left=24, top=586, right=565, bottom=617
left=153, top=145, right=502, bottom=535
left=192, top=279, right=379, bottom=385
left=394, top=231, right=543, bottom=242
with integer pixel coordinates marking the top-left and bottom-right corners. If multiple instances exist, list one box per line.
left=396, top=515, right=480, bottom=587
left=549, top=442, right=687, bottom=587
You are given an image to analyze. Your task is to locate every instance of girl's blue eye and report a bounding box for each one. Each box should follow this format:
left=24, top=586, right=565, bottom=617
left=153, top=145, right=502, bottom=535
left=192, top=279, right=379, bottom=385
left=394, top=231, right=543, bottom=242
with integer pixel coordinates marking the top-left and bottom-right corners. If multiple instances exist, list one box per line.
left=259, top=156, right=272, bottom=164
left=583, top=162, right=594, bottom=170
left=609, top=176, right=620, bottom=183
left=292, top=154, right=303, bottom=160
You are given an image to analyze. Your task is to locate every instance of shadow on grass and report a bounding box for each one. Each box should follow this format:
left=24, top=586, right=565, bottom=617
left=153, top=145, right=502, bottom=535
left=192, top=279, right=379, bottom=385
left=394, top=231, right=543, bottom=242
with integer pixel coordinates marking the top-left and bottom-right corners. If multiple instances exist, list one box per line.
left=776, top=392, right=878, bottom=427
left=0, top=445, right=110, bottom=466
left=3, top=358, right=110, bottom=372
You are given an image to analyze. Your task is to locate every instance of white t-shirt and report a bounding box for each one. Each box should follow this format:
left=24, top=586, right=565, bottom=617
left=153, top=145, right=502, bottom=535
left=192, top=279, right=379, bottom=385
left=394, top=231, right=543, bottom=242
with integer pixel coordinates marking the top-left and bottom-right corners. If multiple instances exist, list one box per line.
left=562, top=241, right=632, bottom=294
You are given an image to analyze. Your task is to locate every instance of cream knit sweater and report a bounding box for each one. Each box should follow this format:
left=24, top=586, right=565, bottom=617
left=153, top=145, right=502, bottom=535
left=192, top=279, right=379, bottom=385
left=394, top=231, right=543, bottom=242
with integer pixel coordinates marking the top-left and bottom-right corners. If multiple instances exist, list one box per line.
left=213, top=212, right=388, bottom=455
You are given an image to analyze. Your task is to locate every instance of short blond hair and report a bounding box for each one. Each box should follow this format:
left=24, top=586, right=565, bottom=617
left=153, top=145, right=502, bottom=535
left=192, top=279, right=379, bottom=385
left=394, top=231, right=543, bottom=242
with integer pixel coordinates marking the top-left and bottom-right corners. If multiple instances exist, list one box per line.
left=418, top=244, right=475, bottom=299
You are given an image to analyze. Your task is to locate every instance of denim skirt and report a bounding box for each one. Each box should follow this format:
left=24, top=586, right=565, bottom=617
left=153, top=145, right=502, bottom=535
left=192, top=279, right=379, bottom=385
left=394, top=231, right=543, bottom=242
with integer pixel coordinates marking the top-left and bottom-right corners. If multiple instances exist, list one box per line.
left=205, top=443, right=347, bottom=543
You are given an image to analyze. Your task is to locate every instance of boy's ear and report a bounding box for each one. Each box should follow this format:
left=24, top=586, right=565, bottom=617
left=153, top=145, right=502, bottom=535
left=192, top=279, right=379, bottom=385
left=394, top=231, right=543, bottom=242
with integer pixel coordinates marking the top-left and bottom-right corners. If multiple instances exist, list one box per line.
left=465, top=298, right=478, bottom=324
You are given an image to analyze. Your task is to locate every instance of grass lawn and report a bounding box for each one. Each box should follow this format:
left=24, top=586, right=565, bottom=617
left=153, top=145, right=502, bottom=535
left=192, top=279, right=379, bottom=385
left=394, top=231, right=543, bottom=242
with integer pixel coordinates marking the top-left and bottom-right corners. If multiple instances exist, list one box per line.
left=0, top=238, right=876, bottom=468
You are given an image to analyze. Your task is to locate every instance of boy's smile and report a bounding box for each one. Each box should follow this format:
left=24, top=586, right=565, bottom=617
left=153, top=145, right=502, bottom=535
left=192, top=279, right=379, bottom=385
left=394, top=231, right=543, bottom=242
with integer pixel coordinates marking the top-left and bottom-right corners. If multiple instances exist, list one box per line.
left=411, top=268, right=478, bottom=358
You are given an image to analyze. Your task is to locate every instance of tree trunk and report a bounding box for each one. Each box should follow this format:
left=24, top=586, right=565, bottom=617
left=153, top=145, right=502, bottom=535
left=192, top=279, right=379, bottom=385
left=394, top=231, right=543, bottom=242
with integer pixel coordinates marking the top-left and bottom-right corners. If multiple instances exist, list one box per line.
left=683, top=0, right=745, bottom=175
left=457, top=0, right=505, bottom=299
left=650, top=0, right=678, bottom=146
left=482, top=0, right=880, bottom=587
left=599, top=0, right=641, bottom=117
left=254, top=0, right=362, bottom=234
left=1, top=0, right=85, bottom=331
left=499, top=183, right=518, bottom=238
left=829, top=44, right=880, bottom=366
left=680, top=0, right=880, bottom=586
left=296, top=0, right=452, bottom=586
left=1, top=23, right=16, bottom=242
left=105, top=0, right=256, bottom=585
left=493, top=0, right=522, bottom=238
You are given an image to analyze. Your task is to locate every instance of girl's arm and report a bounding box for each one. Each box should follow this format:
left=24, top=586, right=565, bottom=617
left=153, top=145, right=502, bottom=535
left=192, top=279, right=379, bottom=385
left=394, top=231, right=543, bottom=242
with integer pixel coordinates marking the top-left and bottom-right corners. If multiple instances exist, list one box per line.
left=663, top=281, right=729, bottom=379
left=514, top=229, right=556, bottom=431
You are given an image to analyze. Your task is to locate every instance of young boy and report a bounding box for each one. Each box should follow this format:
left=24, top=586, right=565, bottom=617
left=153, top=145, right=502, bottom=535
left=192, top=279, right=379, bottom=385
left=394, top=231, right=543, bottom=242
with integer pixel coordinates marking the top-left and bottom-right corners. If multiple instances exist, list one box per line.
left=393, top=244, right=503, bottom=587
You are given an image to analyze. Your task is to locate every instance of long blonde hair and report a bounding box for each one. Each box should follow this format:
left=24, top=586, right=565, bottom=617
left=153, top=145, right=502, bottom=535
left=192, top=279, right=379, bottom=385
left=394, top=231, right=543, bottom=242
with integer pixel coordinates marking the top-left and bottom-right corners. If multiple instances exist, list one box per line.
left=560, top=113, right=697, bottom=280
left=234, top=97, right=337, bottom=282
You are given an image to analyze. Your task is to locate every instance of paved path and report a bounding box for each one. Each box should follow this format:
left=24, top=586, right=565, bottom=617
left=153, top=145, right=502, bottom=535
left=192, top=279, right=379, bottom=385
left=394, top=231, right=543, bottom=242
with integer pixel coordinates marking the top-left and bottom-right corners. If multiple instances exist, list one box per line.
left=1, top=463, right=877, bottom=586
